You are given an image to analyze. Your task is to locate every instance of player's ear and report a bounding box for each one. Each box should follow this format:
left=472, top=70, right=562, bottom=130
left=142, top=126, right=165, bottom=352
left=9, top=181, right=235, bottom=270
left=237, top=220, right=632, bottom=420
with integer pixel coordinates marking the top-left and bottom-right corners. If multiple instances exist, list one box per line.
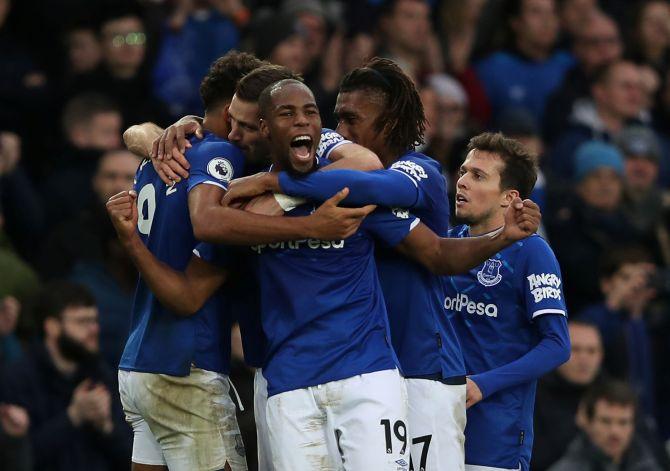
left=260, top=118, right=270, bottom=139
left=500, top=189, right=519, bottom=208
left=221, top=105, right=231, bottom=122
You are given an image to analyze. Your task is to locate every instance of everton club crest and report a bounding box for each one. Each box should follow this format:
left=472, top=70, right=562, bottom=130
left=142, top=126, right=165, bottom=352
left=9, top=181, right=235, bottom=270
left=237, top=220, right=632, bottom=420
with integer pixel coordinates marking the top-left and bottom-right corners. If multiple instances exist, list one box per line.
left=477, top=259, right=502, bottom=287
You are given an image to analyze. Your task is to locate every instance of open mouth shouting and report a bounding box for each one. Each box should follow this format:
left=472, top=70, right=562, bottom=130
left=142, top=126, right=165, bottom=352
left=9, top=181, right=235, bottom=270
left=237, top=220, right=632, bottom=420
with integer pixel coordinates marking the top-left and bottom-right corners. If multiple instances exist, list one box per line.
left=455, top=192, right=469, bottom=207
left=289, top=134, right=314, bottom=165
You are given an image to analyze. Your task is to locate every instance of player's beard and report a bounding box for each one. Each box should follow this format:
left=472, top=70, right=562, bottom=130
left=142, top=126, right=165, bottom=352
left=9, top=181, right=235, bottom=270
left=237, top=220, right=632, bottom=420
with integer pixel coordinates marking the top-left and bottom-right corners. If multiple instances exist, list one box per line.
left=57, top=332, right=99, bottom=367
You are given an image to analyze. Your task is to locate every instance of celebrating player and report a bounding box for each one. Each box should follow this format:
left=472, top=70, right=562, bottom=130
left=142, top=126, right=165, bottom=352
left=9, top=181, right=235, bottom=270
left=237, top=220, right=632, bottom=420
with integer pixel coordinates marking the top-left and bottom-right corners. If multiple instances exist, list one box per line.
left=221, top=57, right=466, bottom=470
left=115, top=51, right=263, bottom=471
left=445, top=133, right=570, bottom=471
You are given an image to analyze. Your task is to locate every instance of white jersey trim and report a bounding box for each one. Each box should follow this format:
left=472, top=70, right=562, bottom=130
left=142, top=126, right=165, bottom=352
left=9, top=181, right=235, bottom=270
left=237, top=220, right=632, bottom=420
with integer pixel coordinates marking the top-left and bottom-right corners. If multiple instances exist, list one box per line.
left=465, top=464, right=520, bottom=471
left=389, top=168, right=419, bottom=187
left=201, top=180, right=227, bottom=190
left=321, top=138, right=352, bottom=160
left=531, top=308, right=566, bottom=319
left=409, top=218, right=421, bottom=231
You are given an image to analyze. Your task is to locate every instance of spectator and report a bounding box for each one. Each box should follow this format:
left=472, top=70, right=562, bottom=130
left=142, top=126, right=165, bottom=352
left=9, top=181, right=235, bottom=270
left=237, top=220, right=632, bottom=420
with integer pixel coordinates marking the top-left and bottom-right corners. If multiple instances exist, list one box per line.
left=152, top=0, right=243, bottom=118
left=548, top=380, right=664, bottom=471
left=556, top=0, right=599, bottom=40
left=0, top=296, right=23, bottom=367
left=44, top=93, right=122, bottom=225
left=0, top=131, right=46, bottom=262
left=419, top=73, right=470, bottom=183
left=378, top=0, right=441, bottom=81
left=578, top=247, right=658, bottom=417
left=533, top=320, right=604, bottom=470
left=282, top=0, right=345, bottom=129
left=547, top=141, right=639, bottom=311
left=628, top=0, right=670, bottom=74
left=544, top=11, right=623, bottom=143
left=616, top=126, right=670, bottom=262
left=0, top=281, right=131, bottom=471
left=0, top=403, right=32, bottom=471
left=69, top=4, right=169, bottom=128
left=474, top=0, right=574, bottom=125
left=63, top=22, right=103, bottom=78
left=548, top=60, right=644, bottom=181
left=437, top=0, right=492, bottom=127
left=40, top=150, right=139, bottom=368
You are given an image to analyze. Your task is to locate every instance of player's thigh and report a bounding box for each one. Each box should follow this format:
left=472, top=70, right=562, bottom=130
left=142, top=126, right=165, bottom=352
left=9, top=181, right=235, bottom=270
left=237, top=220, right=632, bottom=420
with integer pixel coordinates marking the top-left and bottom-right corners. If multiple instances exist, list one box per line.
left=253, top=369, right=275, bottom=471
left=406, top=379, right=466, bottom=471
left=131, top=368, right=247, bottom=471
left=266, top=386, right=339, bottom=471
left=331, top=369, right=410, bottom=471
left=119, top=370, right=167, bottom=468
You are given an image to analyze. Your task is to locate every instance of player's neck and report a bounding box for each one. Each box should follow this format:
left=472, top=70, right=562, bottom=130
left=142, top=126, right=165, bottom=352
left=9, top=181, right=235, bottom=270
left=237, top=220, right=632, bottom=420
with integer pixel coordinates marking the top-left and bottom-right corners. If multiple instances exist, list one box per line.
left=202, top=115, right=229, bottom=139
left=380, top=148, right=401, bottom=168
left=469, top=214, right=504, bottom=236
left=45, top=339, right=77, bottom=376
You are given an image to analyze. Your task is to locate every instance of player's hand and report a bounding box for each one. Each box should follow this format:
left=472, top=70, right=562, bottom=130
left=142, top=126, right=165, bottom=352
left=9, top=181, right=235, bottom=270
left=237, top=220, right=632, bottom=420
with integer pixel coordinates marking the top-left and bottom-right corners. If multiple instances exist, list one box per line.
left=0, top=404, right=30, bottom=437
left=106, top=190, right=139, bottom=243
left=501, top=198, right=541, bottom=242
left=221, top=172, right=279, bottom=207
left=308, top=188, right=376, bottom=240
left=244, top=193, right=285, bottom=216
left=466, top=378, right=483, bottom=408
left=152, top=116, right=202, bottom=162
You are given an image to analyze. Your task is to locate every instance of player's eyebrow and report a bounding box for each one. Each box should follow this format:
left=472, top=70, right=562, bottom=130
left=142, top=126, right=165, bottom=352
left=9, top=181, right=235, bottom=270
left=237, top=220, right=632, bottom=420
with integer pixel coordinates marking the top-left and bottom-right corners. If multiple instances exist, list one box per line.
left=229, top=109, right=258, bottom=130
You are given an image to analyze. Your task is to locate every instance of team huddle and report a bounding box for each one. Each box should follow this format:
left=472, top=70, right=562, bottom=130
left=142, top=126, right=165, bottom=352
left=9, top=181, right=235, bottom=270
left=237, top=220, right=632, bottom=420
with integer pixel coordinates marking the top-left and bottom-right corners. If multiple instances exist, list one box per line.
left=106, top=51, right=569, bottom=471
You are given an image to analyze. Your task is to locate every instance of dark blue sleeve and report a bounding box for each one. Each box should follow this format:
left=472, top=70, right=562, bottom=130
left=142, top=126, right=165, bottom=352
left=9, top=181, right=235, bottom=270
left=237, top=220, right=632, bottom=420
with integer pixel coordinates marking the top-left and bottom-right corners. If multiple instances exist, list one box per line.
left=363, top=208, right=421, bottom=247
left=187, top=142, right=245, bottom=193
left=278, top=168, right=420, bottom=207
left=469, top=314, right=571, bottom=399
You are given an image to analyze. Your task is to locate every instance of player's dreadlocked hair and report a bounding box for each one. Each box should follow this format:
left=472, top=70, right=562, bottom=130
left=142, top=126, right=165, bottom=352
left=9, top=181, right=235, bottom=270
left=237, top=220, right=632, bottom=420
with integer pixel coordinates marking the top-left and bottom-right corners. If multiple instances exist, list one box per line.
left=199, top=51, right=266, bottom=111
left=339, top=57, right=426, bottom=153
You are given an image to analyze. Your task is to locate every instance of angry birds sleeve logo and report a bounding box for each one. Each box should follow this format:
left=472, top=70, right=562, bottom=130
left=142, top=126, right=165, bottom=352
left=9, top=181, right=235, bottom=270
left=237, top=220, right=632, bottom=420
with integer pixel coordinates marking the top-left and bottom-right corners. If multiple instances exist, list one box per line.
left=207, top=157, right=234, bottom=182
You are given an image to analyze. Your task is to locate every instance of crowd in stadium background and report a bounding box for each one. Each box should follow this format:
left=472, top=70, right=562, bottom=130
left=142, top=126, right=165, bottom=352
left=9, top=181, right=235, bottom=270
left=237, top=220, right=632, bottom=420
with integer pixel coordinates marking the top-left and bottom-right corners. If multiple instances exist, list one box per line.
left=1, top=0, right=670, bottom=469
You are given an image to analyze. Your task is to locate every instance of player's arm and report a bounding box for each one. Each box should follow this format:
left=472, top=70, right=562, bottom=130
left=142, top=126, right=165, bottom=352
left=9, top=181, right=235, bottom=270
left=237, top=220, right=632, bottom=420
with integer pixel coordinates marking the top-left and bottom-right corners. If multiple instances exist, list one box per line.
left=123, top=117, right=203, bottom=184
left=466, top=315, right=570, bottom=407
left=221, top=168, right=420, bottom=209
left=325, top=142, right=383, bottom=171
left=190, top=185, right=375, bottom=244
left=106, top=191, right=227, bottom=315
left=396, top=198, right=541, bottom=275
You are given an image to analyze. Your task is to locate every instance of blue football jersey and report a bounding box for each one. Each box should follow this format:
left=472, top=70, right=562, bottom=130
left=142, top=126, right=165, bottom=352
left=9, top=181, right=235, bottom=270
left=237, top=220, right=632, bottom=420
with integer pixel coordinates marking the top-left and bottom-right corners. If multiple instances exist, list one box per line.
left=377, top=152, right=465, bottom=379
left=194, top=128, right=351, bottom=370
left=445, top=227, right=567, bottom=469
left=119, top=133, right=244, bottom=376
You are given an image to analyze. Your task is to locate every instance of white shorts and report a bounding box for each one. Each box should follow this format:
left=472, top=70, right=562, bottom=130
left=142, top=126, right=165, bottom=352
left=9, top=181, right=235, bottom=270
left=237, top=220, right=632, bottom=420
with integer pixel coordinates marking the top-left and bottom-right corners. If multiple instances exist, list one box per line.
left=406, top=379, right=466, bottom=471
left=118, top=368, right=247, bottom=471
left=253, top=369, right=274, bottom=471
left=267, top=368, right=410, bottom=471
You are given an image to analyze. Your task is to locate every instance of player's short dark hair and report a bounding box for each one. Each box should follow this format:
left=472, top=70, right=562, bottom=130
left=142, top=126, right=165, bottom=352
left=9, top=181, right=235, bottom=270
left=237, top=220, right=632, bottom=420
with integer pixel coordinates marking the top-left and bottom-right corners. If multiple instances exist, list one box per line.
left=62, top=92, right=120, bottom=135
left=582, top=380, right=637, bottom=420
left=466, top=132, right=538, bottom=199
left=236, top=65, right=302, bottom=103
left=598, top=245, right=653, bottom=280
left=33, top=281, right=96, bottom=330
left=199, top=51, right=264, bottom=112
left=339, top=57, right=426, bottom=153
left=258, top=79, right=309, bottom=119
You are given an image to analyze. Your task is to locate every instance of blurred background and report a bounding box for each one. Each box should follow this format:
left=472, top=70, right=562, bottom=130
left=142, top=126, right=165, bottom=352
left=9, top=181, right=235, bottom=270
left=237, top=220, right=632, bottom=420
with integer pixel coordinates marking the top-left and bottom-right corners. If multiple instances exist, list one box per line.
left=1, top=0, right=670, bottom=469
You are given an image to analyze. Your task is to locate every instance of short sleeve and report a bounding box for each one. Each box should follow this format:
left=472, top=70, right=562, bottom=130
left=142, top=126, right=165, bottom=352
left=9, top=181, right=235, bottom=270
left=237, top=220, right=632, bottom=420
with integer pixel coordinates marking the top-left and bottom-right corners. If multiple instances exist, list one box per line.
left=363, top=208, right=420, bottom=248
left=193, top=242, right=236, bottom=270
left=186, top=140, right=245, bottom=193
left=316, top=129, right=351, bottom=161
left=521, top=237, right=567, bottom=321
